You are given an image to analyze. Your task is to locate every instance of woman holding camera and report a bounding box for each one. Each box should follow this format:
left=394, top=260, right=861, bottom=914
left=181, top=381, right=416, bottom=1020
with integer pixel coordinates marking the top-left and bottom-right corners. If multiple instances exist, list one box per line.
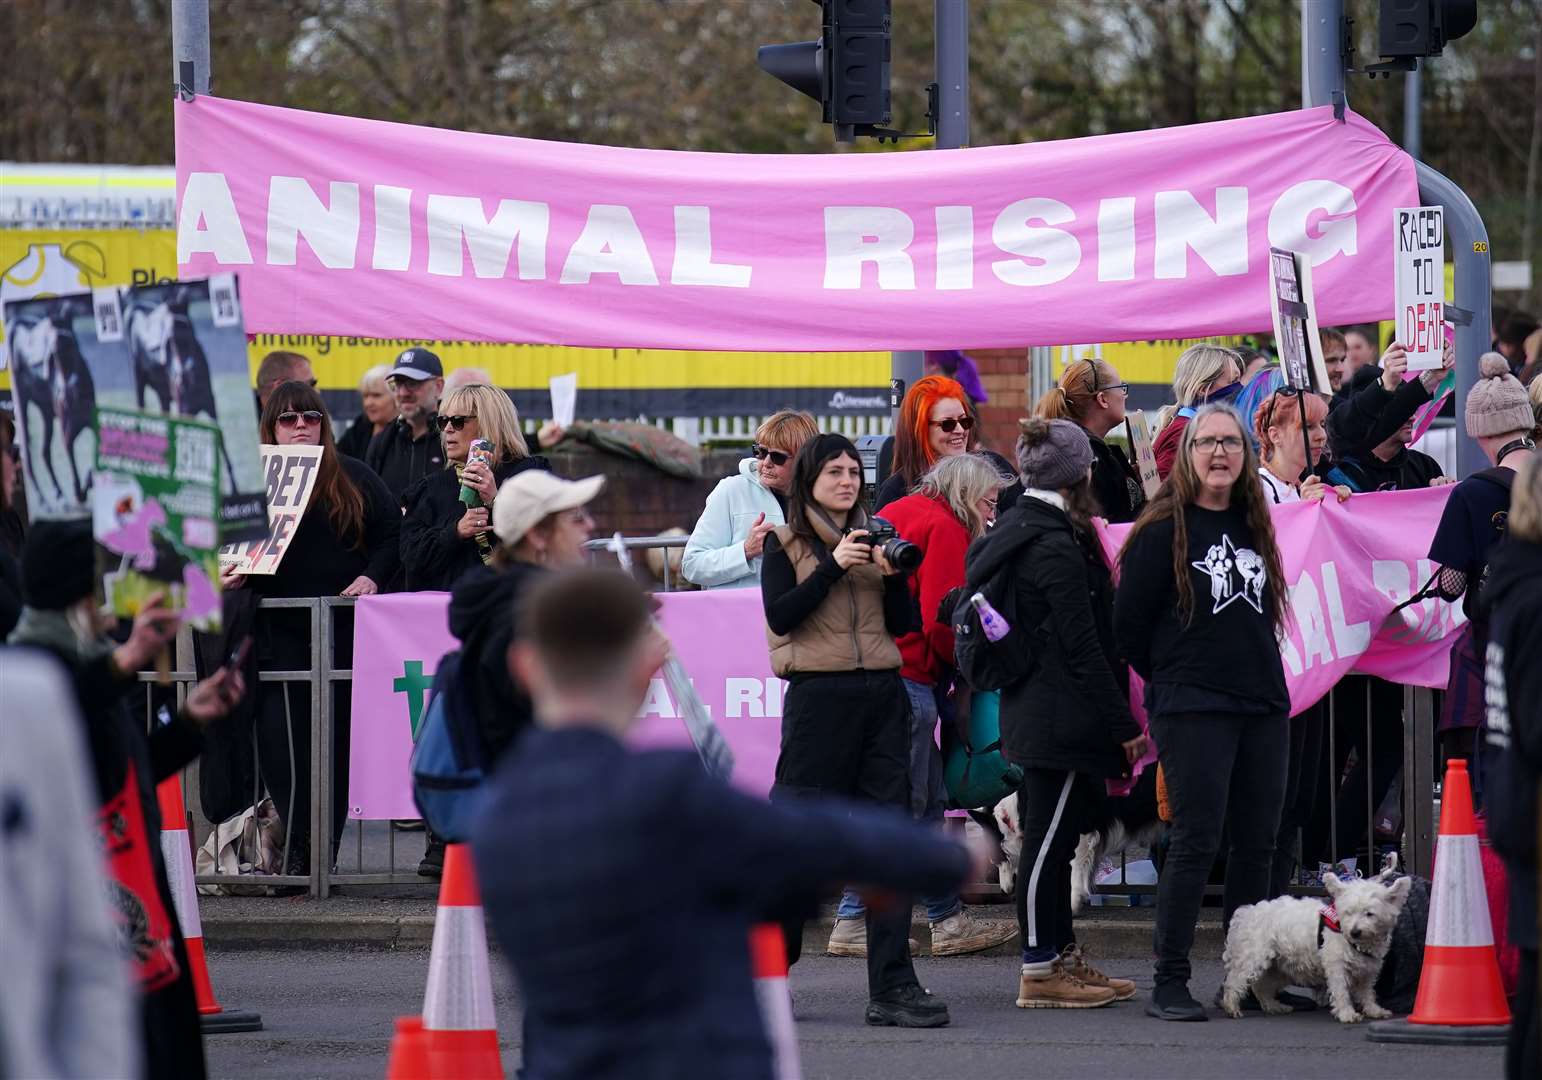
left=828, top=453, right=1015, bottom=959
left=1114, top=404, right=1291, bottom=1021
left=400, top=383, right=549, bottom=591
left=761, top=433, right=948, bottom=1029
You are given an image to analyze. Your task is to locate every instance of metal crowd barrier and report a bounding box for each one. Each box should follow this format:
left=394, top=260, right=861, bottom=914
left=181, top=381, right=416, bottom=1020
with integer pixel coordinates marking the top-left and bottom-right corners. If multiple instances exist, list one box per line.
left=146, top=577, right=1444, bottom=901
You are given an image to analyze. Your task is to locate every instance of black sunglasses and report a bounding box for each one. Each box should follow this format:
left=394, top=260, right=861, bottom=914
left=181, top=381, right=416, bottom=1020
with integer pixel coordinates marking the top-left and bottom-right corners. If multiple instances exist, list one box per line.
left=752, top=444, right=790, bottom=467
left=276, top=410, right=323, bottom=428
left=929, top=416, right=976, bottom=434
left=435, top=414, right=476, bottom=432
left=1096, top=381, right=1131, bottom=395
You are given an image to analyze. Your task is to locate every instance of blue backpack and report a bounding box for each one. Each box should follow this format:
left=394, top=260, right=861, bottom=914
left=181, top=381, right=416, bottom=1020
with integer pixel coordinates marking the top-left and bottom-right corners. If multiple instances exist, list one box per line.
left=408, top=651, right=489, bottom=842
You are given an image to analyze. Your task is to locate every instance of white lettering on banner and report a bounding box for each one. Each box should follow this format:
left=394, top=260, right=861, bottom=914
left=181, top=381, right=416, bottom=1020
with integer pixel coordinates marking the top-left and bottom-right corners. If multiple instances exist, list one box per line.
left=372, top=185, right=413, bottom=271
left=934, top=206, right=975, bottom=290
left=427, top=195, right=550, bottom=280
left=1154, top=187, right=1249, bottom=279
left=823, top=207, right=916, bottom=290
left=1321, top=562, right=1371, bottom=657
left=991, top=197, right=1080, bottom=286
left=1096, top=197, right=1137, bottom=282
left=1280, top=558, right=1443, bottom=677
left=1371, top=557, right=1462, bottom=643
left=671, top=206, right=752, bottom=288
left=725, top=678, right=765, bottom=718
left=1267, top=180, right=1358, bottom=265
left=560, top=204, right=659, bottom=285
left=1282, top=568, right=1336, bottom=677
left=266, top=177, right=360, bottom=269
left=639, top=677, right=714, bottom=719
left=178, top=172, right=253, bottom=264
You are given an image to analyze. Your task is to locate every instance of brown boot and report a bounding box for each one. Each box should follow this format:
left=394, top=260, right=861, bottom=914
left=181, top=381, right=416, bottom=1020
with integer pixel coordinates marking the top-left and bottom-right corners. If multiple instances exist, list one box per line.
left=1015, top=960, right=1118, bottom=1009
left=1060, top=943, right=1137, bottom=1001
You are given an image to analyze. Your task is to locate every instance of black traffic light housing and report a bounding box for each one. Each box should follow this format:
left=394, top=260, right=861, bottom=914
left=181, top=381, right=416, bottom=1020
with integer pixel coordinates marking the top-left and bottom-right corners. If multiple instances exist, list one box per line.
left=758, top=0, right=897, bottom=143
left=1363, top=1, right=1479, bottom=74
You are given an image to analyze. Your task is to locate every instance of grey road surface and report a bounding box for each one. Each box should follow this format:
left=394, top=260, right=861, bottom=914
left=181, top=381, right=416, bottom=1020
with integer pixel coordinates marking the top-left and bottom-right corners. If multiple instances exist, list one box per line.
left=203, top=948, right=1502, bottom=1080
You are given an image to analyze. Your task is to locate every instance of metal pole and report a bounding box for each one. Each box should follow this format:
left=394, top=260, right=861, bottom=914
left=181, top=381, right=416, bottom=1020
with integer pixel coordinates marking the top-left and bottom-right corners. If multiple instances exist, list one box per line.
left=1300, top=0, right=1346, bottom=111
left=171, top=0, right=211, bottom=96
left=1403, top=65, right=1422, bottom=160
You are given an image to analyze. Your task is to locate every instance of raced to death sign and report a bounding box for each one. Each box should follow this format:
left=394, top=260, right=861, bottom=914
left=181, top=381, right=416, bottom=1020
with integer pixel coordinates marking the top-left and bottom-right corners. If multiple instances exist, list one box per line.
left=218, top=444, right=322, bottom=574
left=1394, top=206, right=1444, bottom=372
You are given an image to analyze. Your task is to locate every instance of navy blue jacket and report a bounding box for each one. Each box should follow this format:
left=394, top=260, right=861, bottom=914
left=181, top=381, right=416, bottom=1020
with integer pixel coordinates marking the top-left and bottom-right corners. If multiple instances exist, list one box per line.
left=472, top=727, right=969, bottom=1080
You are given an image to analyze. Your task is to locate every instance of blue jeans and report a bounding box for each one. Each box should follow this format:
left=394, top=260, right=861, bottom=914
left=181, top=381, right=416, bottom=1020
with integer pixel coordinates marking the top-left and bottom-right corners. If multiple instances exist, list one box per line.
left=837, top=678, right=962, bottom=925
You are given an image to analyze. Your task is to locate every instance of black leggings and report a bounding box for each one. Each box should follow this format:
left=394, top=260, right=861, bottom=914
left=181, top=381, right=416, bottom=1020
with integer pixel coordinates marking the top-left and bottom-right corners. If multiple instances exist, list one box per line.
left=1015, top=769, right=1104, bottom=964
left=772, top=670, right=917, bottom=1000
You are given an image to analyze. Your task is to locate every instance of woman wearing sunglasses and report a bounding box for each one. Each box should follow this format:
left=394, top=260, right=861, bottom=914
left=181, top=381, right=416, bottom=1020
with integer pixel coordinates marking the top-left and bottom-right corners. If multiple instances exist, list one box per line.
left=875, top=375, right=1021, bottom=514
left=681, top=410, right=818, bottom=590
left=224, top=380, right=402, bottom=877
left=399, top=383, right=549, bottom=592
left=1036, top=357, right=1145, bottom=524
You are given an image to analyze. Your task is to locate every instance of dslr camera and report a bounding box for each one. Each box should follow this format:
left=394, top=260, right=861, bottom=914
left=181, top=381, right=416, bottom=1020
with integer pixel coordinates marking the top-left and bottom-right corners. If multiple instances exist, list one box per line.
left=857, top=517, right=922, bottom=574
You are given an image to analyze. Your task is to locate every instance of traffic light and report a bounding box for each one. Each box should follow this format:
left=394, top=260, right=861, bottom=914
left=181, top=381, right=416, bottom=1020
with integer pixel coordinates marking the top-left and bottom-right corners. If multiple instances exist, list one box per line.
left=758, top=0, right=892, bottom=142
left=1378, top=0, right=1478, bottom=59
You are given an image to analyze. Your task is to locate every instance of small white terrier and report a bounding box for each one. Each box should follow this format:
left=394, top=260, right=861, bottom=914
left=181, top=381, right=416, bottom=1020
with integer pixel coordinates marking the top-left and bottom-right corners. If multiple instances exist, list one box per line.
left=1220, top=869, right=1411, bottom=1024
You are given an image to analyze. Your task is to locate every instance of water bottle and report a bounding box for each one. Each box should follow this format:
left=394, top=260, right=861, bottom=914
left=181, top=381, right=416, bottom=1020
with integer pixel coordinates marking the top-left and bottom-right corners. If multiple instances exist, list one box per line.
left=459, top=439, right=494, bottom=506
left=970, top=592, right=1011, bottom=643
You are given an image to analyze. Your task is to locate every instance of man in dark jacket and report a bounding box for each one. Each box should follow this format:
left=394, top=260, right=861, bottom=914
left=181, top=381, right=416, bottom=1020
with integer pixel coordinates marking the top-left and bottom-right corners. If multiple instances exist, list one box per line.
left=365, top=348, right=445, bottom=502
left=1326, top=414, right=1447, bottom=493
left=1479, top=458, right=1541, bottom=1080
left=473, top=570, right=978, bottom=1079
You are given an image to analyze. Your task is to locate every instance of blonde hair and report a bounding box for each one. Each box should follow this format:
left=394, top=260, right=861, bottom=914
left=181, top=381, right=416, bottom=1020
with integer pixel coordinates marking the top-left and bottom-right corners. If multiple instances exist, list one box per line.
left=1530, top=374, right=1542, bottom=439
left=1156, top=343, right=1241, bottom=430
left=1035, top=358, right=1118, bottom=424
left=1510, top=455, right=1542, bottom=542
left=913, top=453, right=1009, bottom=539
left=754, top=410, right=819, bottom=452
left=359, top=364, right=390, bottom=393
left=440, top=383, right=529, bottom=463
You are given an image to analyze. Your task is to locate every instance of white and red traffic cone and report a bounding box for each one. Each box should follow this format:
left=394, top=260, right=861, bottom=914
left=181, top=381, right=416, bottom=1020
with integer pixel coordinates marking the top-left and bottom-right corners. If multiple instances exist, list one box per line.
left=750, top=924, right=801, bottom=1080
left=421, top=843, right=502, bottom=1078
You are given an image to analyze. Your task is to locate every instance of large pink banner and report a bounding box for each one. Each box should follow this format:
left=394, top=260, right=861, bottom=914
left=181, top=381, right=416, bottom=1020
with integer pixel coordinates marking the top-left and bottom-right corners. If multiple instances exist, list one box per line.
left=177, top=97, right=1414, bottom=351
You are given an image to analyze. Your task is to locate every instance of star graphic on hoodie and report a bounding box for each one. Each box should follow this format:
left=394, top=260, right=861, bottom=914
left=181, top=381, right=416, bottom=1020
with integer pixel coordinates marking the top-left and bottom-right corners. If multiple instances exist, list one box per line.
left=1191, top=532, right=1266, bottom=616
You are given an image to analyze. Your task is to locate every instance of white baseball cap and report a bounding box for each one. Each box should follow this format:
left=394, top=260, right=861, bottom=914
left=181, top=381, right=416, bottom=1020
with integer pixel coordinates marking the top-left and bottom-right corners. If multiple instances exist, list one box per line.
left=492, top=469, right=605, bottom=547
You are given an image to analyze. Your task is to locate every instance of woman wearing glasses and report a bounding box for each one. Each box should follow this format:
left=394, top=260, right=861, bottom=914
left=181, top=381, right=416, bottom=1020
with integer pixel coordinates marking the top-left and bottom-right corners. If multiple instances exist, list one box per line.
left=399, top=383, right=549, bottom=592
left=1036, top=358, right=1145, bottom=524
left=682, top=410, right=818, bottom=590
left=1114, top=404, right=1291, bottom=1022
left=224, top=380, right=402, bottom=878
left=875, top=375, right=1021, bottom=514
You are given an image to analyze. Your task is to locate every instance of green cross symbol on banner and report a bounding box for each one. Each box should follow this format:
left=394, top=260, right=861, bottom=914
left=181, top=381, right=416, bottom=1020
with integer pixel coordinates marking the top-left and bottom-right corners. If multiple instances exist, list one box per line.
left=393, top=660, right=435, bottom=739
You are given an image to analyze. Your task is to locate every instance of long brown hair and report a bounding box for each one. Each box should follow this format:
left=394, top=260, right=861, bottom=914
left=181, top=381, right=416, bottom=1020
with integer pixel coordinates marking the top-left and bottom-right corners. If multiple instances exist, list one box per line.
left=786, top=433, right=866, bottom=545
left=260, top=381, right=367, bottom=549
left=1122, top=403, right=1289, bottom=633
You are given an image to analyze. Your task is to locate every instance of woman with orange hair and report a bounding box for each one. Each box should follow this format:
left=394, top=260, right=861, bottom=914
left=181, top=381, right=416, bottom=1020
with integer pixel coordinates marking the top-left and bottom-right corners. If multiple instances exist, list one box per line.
left=1252, top=390, right=1350, bottom=506
left=875, top=375, right=1019, bottom=513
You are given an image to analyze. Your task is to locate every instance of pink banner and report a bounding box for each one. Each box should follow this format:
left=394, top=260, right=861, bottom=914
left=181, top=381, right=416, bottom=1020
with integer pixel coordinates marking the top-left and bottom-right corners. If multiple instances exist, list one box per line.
left=177, top=97, right=1415, bottom=351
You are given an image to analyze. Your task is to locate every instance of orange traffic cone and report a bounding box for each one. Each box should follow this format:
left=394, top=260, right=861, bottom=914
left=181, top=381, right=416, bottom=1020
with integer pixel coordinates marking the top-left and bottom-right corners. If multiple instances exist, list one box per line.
left=421, top=844, right=502, bottom=1079
left=1367, top=759, right=1509, bottom=1046
left=385, top=1015, right=432, bottom=1080
left=156, top=776, right=263, bottom=1034
left=749, top=924, right=801, bottom=1080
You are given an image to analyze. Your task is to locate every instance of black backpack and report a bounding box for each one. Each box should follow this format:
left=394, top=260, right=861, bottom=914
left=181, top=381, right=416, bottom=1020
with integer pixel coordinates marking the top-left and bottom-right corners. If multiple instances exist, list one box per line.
left=950, top=537, right=1045, bottom=692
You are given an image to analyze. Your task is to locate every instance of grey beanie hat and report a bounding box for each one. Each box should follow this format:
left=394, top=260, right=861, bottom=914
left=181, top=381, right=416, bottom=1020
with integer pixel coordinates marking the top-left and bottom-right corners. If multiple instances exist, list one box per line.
left=1466, top=353, right=1534, bottom=438
left=1015, top=417, right=1094, bottom=491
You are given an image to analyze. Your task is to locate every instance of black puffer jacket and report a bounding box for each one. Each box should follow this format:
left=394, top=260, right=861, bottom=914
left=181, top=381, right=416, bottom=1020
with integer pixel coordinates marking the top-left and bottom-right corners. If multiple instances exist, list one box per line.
left=1087, top=430, right=1144, bottom=524
left=967, top=496, right=1141, bottom=778
left=448, top=561, right=546, bottom=767
left=399, top=455, right=550, bottom=591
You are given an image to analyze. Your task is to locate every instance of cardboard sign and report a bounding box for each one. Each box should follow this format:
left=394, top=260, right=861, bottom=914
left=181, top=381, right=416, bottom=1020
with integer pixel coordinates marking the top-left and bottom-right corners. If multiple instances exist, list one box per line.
left=218, top=444, right=322, bottom=575
left=93, top=406, right=223, bottom=631
left=549, top=372, right=577, bottom=429
left=1268, top=247, right=1331, bottom=395
left=1126, top=410, right=1161, bottom=499
left=1394, top=206, right=1444, bottom=372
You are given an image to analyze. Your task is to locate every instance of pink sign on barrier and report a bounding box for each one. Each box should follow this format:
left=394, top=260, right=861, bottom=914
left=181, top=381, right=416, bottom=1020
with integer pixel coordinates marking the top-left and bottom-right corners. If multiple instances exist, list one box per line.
left=177, top=97, right=1415, bottom=352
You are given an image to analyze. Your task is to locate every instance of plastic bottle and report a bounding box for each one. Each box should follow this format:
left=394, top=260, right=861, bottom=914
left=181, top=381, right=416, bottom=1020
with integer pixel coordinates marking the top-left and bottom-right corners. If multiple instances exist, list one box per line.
left=970, top=592, right=1011, bottom=643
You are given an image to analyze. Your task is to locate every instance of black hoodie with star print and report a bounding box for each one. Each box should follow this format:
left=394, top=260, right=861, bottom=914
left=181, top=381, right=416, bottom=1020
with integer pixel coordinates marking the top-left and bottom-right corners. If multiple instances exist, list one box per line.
left=1113, top=503, right=1289, bottom=719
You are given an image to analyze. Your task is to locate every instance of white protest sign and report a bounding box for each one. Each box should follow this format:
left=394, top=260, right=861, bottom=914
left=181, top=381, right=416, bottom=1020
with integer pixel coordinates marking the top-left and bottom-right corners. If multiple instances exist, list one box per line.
left=1126, top=410, right=1161, bottom=499
left=1268, top=247, right=1331, bottom=395
left=549, top=372, right=577, bottom=429
left=1394, top=206, right=1444, bottom=372
left=217, top=444, right=323, bottom=574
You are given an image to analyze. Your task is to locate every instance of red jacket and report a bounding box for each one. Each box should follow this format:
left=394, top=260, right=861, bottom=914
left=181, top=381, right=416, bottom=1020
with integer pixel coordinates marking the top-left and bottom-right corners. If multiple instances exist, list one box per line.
left=880, top=492, right=972, bottom=686
left=1152, top=414, right=1190, bottom=480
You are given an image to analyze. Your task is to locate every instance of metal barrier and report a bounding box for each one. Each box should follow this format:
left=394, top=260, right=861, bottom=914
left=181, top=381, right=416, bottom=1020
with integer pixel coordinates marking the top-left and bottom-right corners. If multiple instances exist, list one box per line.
left=583, top=533, right=690, bottom=591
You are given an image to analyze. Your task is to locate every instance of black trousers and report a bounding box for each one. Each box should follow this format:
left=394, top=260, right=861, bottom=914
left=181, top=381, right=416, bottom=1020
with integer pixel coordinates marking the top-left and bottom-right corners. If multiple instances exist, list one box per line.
left=772, top=670, right=917, bottom=999
left=1508, top=949, right=1539, bottom=1080
left=1014, top=769, right=1104, bottom=963
left=1149, top=711, right=1287, bottom=987
left=1270, top=701, right=1324, bottom=895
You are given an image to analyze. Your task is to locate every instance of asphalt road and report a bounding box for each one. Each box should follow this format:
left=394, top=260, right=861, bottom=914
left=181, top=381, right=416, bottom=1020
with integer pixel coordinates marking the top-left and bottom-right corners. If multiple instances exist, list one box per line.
left=202, top=948, right=1504, bottom=1080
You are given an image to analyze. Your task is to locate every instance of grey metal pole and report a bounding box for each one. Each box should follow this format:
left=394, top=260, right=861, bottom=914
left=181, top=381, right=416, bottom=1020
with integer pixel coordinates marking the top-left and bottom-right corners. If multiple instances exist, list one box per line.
left=1403, top=65, right=1422, bottom=159
left=171, top=0, right=211, bottom=96
left=1300, top=0, right=1346, bottom=111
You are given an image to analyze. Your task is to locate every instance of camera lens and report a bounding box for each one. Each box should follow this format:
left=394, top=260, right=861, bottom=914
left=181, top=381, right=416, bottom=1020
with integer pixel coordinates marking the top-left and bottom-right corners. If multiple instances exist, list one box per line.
left=882, top=538, right=922, bottom=573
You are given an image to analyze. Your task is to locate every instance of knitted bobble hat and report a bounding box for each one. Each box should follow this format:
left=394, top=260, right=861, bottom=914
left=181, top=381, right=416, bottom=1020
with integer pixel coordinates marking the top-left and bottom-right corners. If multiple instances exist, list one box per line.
left=1015, top=417, right=1093, bottom=491
left=1465, top=353, right=1534, bottom=438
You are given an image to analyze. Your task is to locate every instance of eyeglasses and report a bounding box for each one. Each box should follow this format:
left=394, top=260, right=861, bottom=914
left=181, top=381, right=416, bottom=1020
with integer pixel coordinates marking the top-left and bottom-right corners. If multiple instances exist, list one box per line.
left=752, top=445, right=790, bottom=466
left=1193, top=435, right=1246, bottom=455
left=435, top=414, right=476, bottom=432
left=275, top=410, right=324, bottom=428
left=388, top=375, right=425, bottom=391
left=980, top=497, right=999, bottom=513
left=1096, top=381, right=1131, bottom=395
left=929, top=416, right=976, bottom=434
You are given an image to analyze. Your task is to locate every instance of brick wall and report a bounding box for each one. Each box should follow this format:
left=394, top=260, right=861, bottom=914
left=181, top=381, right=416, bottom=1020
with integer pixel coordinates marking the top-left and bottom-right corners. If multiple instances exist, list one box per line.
left=967, top=348, right=1031, bottom=458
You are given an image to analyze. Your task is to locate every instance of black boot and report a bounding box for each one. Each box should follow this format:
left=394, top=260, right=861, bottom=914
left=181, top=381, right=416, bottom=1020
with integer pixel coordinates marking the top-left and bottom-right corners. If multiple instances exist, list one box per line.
left=418, top=831, right=445, bottom=879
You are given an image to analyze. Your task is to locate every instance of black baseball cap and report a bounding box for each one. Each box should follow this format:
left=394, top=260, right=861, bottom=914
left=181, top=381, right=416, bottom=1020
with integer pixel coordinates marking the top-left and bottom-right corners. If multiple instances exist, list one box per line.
left=388, top=347, right=443, bottom=382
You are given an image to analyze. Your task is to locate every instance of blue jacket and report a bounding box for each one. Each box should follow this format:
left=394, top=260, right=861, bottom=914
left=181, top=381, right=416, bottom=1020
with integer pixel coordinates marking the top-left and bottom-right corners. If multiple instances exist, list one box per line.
left=682, top=457, right=785, bottom=589
left=472, top=727, right=969, bottom=1080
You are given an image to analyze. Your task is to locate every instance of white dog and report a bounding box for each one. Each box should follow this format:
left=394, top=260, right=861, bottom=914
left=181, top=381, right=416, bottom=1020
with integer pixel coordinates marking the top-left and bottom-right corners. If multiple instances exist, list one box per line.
left=1220, top=869, right=1411, bottom=1024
